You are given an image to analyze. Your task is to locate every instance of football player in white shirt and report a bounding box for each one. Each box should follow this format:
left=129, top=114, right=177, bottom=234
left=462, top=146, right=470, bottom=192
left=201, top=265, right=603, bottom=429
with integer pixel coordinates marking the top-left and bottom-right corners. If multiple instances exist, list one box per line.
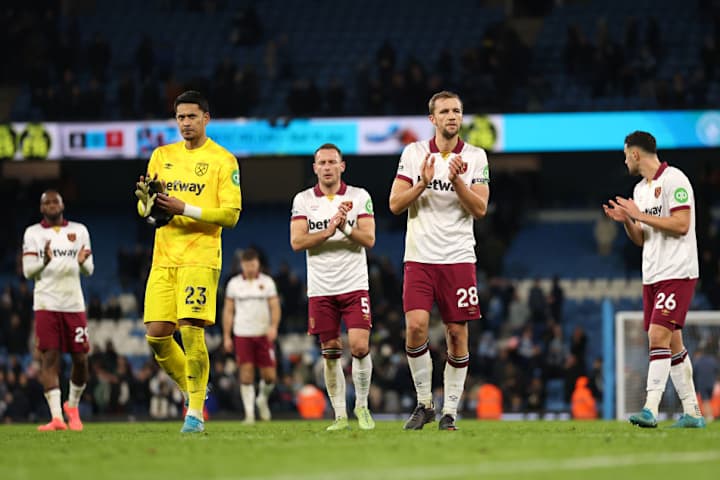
left=390, top=91, right=490, bottom=431
left=222, top=248, right=281, bottom=424
left=22, top=190, right=94, bottom=432
left=603, top=130, right=704, bottom=428
left=290, top=143, right=376, bottom=431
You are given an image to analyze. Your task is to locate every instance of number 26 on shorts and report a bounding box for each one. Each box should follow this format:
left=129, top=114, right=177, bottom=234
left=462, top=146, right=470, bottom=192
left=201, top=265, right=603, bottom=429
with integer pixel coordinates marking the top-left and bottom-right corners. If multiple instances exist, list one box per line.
left=655, top=292, right=676, bottom=311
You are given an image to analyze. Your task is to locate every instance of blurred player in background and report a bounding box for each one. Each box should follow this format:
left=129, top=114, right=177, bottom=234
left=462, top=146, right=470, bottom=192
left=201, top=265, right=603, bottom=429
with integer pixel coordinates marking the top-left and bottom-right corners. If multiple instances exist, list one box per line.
left=603, top=130, right=704, bottom=428
left=135, top=90, right=241, bottom=433
left=22, top=190, right=93, bottom=431
left=389, top=91, right=490, bottom=431
left=223, top=248, right=281, bottom=424
left=290, top=143, right=376, bottom=431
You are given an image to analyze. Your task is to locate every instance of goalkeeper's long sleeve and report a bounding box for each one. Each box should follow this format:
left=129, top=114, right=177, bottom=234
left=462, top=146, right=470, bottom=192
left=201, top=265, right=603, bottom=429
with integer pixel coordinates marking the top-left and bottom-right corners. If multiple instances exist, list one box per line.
left=186, top=206, right=240, bottom=228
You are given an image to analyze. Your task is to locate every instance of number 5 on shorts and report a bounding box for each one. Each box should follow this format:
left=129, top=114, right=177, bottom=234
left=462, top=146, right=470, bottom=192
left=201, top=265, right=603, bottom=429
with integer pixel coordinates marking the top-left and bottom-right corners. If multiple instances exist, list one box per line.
left=361, top=297, right=370, bottom=314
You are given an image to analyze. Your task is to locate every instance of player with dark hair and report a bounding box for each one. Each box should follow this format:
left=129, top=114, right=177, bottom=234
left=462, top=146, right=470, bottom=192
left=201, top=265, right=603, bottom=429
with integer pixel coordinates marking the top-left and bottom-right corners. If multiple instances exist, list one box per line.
left=389, top=90, right=490, bottom=431
left=604, top=130, right=704, bottom=428
left=135, top=90, right=241, bottom=433
left=22, top=190, right=93, bottom=431
left=290, top=143, right=377, bottom=431
left=223, top=248, right=281, bottom=424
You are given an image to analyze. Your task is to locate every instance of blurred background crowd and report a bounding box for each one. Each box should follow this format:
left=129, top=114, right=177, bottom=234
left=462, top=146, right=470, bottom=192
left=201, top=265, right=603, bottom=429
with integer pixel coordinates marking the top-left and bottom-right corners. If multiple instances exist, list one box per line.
left=1, top=0, right=720, bottom=423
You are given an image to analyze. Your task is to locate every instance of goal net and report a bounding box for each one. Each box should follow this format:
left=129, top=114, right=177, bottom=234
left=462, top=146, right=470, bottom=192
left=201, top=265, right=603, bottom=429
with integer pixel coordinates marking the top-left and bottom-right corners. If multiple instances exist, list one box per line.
left=615, top=310, right=720, bottom=420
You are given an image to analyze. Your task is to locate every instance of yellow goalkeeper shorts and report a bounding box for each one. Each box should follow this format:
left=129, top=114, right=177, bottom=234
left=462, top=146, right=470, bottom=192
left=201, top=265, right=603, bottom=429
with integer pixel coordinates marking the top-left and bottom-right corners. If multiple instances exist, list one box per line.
left=143, top=266, right=220, bottom=324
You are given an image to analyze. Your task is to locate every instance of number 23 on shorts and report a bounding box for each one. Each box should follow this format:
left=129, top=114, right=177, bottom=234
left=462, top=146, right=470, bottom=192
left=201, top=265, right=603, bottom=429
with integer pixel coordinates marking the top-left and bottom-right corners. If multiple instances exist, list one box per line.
left=185, top=285, right=208, bottom=305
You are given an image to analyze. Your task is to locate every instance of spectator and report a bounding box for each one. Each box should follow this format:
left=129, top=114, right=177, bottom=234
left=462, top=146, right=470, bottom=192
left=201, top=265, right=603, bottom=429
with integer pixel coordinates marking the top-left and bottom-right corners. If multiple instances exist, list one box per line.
left=548, top=275, right=565, bottom=324
left=528, top=278, right=547, bottom=326
left=594, top=214, right=618, bottom=256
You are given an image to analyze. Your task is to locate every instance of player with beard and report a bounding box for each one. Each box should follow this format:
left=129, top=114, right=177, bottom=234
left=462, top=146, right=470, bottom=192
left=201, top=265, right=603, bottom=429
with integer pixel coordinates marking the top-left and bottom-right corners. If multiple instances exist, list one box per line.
left=22, top=190, right=94, bottom=431
left=135, top=90, right=241, bottom=433
left=604, top=130, right=704, bottom=428
left=389, top=91, right=490, bottom=430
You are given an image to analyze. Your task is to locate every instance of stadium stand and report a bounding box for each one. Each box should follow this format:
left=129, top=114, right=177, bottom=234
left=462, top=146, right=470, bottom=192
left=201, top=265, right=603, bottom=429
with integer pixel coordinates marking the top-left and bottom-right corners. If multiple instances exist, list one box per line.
left=1, top=0, right=720, bottom=422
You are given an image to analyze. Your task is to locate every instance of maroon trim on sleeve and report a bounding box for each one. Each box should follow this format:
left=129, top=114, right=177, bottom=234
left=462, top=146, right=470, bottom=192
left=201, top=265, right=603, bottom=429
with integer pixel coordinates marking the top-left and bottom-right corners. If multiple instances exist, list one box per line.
left=396, top=174, right=413, bottom=184
left=291, top=215, right=307, bottom=221
left=670, top=205, right=690, bottom=212
left=357, top=213, right=374, bottom=219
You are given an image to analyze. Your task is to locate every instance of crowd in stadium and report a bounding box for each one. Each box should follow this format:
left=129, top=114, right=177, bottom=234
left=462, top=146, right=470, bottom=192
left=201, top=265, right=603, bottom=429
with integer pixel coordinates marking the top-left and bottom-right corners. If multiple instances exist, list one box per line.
left=4, top=0, right=720, bottom=120
left=1, top=245, right=606, bottom=422
left=1, top=0, right=720, bottom=424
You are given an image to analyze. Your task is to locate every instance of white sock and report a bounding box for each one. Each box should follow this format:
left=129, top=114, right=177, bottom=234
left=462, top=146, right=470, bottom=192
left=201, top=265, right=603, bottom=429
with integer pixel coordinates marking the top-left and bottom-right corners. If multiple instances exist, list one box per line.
left=644, top=348, right=671, bottom=417
left=67, top=382, right=86, bottom=408
left=352, top=354, right=372, bottom=409
left=258, top=379, right=274, bottom=400
left=323, top=357, right=346, bottom=419
left=186, top=408, right=203, bottom=420
left=670, top=351, right=702, bottom=417
left=407, top=348, right=433, bottom=406
left=442, top=361, right=468, bottom=417
left=44, top=388, right=62, bottom=420
left=240, top=384, right=256, bottom=420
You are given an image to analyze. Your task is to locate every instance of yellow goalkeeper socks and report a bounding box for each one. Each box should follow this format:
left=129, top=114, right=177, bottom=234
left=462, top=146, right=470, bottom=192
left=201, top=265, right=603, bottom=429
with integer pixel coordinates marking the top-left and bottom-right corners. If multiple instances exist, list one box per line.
left=146, top=334, right=188, bottom=395
left=179, top=326, right=209, bottom=416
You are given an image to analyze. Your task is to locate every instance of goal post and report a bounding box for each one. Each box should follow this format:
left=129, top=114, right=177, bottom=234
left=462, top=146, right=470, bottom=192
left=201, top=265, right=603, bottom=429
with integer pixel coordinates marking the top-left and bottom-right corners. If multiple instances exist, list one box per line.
left=615, top=310, right=720, bottom=421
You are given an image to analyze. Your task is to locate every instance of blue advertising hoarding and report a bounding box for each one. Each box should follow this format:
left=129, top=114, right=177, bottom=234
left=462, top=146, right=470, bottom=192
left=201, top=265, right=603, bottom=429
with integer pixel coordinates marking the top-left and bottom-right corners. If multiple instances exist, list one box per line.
left=8, top=110, right=720, bottom=160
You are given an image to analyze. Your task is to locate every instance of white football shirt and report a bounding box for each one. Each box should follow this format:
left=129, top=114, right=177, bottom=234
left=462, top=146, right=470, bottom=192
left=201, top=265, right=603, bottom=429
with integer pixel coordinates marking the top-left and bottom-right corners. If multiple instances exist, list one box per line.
left=291, top=182, right=373, bottom=297
left=632, top=162, right=698, bottom=284
left=225, top=272, right=278, bottom=336
left=395, top=138, right=489, bottom=264
left=22, top=220, right=94, bottom=312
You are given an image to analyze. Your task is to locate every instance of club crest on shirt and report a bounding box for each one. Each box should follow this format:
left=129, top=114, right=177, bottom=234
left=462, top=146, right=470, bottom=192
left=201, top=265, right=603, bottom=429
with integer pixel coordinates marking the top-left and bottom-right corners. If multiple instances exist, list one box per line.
left=67, top=233, right=76, bottom=242
left=654, top=187, right=661, bottom=198
left=195, top=162, right=209, bottom=176
left=460, top=162, right=468, bottom=174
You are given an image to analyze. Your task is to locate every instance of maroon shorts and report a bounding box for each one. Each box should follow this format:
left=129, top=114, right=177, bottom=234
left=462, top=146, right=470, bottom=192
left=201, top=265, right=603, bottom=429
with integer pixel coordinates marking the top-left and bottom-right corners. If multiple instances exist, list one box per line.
left=233, top=335, right=276, bottom=368
left=307, top=290, right=372, bottom=343
left=642, top=278, right=697, bottom=331
left=403, top=262, right=481, bottom=323
left=34, top=310, right=90, bottom=353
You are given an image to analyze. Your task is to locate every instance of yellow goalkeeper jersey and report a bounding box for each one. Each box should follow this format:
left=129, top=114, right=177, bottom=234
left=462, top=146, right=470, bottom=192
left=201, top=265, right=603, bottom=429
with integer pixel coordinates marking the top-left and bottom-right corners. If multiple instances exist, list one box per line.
left=146, top=138, right=241, bottom=269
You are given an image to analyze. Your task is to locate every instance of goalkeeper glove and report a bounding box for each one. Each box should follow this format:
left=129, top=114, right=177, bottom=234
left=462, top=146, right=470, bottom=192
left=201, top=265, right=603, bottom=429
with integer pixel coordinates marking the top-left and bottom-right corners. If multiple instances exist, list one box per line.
left=135, top=176, right=157, bottom=218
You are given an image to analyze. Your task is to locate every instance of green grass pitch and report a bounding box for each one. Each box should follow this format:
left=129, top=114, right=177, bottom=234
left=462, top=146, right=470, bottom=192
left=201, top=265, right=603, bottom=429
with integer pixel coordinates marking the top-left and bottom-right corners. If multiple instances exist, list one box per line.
left=2, top=419, right=719, bottom=479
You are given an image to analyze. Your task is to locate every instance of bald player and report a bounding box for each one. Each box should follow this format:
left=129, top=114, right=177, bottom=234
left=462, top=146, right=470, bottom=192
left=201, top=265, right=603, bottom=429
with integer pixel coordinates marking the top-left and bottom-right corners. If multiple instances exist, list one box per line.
left=22, top=190, right=94, bottom=431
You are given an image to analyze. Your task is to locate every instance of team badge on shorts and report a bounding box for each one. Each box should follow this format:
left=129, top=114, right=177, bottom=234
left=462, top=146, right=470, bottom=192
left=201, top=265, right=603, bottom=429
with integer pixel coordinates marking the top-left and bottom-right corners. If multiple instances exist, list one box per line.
left=195, top=162, right=209, bottom=176
left=655, top=187, right=661, bottom=198
left=67, top=233, right=76, bottom=242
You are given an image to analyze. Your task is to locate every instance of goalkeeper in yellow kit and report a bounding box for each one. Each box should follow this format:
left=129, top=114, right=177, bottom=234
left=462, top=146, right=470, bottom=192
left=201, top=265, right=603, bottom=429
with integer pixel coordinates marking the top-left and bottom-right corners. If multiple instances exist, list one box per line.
left=135, top=90, right=241, bottom=433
